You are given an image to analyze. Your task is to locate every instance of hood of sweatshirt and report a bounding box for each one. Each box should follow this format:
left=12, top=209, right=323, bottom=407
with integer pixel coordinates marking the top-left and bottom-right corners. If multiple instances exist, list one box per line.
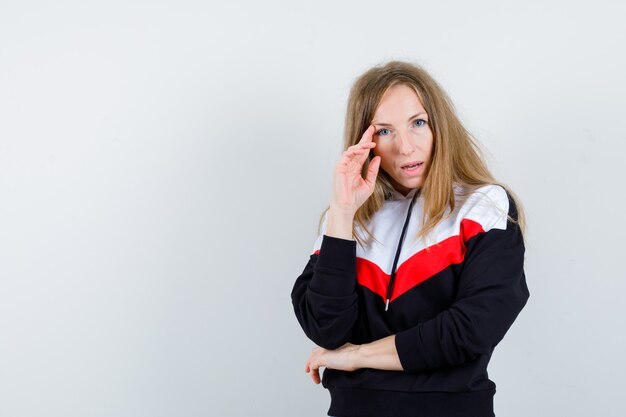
left=389, top=187, right=419, bottom=201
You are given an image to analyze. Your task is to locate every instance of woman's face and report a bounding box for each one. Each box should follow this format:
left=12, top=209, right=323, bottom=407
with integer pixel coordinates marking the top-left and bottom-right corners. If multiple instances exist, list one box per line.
left=371, top=84, right=434, bottom=196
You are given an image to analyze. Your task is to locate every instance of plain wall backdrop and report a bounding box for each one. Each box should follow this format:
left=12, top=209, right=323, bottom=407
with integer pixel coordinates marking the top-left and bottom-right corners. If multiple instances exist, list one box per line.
left=1, top=0, right=625, bottom=416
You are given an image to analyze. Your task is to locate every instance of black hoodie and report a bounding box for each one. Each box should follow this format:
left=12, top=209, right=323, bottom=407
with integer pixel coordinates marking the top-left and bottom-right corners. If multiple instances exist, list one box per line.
left=291, top=183, right=530, bottom=417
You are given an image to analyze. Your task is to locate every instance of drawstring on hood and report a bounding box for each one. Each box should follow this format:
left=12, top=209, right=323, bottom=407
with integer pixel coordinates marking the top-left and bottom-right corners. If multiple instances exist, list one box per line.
left=385, top=188, right=420, bottom=311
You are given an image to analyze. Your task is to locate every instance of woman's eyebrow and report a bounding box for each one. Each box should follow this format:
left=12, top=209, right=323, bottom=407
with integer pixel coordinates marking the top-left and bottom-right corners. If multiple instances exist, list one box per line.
left=372, top=113, right=427, bottom=126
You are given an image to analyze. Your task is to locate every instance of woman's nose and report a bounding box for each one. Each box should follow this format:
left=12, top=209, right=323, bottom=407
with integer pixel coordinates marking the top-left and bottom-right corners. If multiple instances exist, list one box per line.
left=397, top=130, right=415, bottom=155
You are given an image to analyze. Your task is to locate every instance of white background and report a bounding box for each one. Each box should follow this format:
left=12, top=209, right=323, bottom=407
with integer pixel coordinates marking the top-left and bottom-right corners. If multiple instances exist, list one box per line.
left=1, top=1, right=625, bottom=416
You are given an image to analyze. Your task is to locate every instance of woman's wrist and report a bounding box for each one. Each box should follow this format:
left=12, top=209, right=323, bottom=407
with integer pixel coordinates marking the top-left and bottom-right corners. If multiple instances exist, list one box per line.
left=326, top=207, right=355, bottom=240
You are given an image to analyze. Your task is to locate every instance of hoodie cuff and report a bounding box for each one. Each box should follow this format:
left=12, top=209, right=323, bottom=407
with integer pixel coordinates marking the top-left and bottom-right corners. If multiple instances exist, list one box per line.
left=309, top=235, right=357, bottom=296
left=395, top=326, right=437, bottom=372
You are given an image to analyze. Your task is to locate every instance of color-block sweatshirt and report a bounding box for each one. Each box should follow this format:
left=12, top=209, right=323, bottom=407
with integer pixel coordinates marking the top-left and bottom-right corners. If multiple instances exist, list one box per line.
left=291, top=183, right=530, bottom=417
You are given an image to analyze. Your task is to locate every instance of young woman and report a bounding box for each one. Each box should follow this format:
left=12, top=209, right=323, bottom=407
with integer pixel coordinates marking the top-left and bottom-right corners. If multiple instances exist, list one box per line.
left=291, top=61, right=530, bottom=417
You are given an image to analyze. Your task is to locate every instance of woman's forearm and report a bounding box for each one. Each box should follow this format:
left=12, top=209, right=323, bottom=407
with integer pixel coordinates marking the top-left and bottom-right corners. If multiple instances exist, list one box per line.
left=304, top=335, right=404, bottom=384
left=354, top=335, right=404, bottom=371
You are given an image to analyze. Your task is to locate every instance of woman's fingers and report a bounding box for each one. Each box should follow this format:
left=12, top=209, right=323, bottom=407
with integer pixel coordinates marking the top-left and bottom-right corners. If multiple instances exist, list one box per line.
left=364, top=155, right=381, bottom=187
left=359, top=125, right=376, bottom=144
left=308, top=358, right=322, bottom=384
left=305, top=344, right=361, bottom=385
left=311, top=367, right=321, bottom=384
left=339, top=144, right=376, bottom=170
left=336, top=126, right=377, bottom=172
left=351, top=125, right=377, bottom=164
left=345, top=125, right=377, bottom=156
left=305, top=349, right=324, bottom=385
left=343, top=144, right=374, bottom=158
left=331, top=125, right=380, bottom=212
left=343, top=148, right=367, bottom=158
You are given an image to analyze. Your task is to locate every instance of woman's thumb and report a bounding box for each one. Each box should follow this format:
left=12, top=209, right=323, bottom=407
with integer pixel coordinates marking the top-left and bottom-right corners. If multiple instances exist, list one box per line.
left=364, top=156, right=380, bottom=187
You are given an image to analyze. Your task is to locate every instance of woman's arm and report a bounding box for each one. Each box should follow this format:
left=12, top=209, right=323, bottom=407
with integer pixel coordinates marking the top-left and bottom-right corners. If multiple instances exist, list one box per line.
left=355, top=335, right=403, bottom=370
left=394, top=197, right=529, bottom=372
left=305, top=192, right=530, bottom=381
left=291, top=231, right=360, bottom=350
left=292, top=127, right=380, bottom=350
left=305, top=335, right=402, bottom=384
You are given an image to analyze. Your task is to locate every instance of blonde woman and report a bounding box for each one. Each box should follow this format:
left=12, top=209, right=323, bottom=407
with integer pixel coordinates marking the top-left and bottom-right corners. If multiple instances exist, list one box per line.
left=291, top=61, right=530, bottom=417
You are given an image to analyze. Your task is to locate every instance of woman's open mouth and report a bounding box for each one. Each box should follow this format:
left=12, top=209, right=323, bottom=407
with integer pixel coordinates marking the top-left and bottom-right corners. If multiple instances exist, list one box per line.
left=401, top=161, right=424, bottom=176
left=401, top=162, right=423, bottom=171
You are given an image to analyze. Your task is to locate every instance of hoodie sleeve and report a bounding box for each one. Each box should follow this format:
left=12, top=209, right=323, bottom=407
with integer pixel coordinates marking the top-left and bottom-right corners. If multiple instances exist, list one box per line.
left=394, top=188, right=530, bottom=372
left=290, top=213, right=359, bottom=350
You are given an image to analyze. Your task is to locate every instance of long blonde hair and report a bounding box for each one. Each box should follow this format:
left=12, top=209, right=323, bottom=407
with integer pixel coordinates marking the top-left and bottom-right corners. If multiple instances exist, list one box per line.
left=320, top=60, right=527, bottom=248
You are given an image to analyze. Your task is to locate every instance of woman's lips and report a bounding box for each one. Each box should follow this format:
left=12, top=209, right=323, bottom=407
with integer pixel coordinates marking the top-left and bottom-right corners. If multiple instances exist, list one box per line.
left=401, top=161, right=423, bottom=168
left=401, top=161, right=424, bottom=176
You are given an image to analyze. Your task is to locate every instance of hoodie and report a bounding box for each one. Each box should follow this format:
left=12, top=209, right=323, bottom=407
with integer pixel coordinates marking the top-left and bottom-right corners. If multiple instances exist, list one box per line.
left=291, top=183, right=530, bottom=417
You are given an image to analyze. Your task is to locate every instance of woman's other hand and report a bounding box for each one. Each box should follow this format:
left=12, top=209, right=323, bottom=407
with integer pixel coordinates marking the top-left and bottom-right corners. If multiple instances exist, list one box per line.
left=304, top=343, right=360, bottom=385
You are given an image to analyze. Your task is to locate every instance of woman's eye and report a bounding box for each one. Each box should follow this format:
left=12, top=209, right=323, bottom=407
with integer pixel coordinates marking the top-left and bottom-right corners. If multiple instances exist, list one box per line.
left=413, top=119, right=427, bottom=127
left=377, top=128, right=391, bottom=136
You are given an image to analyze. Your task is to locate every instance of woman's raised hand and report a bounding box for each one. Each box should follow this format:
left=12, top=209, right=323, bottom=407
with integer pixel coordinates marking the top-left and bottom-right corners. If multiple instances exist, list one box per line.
left=330, top=125, right=381, bottom=215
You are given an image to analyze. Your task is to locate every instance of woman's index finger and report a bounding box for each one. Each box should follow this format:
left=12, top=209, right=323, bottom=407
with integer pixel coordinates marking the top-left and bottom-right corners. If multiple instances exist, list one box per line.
left=359, top=125, right=376, bottom=144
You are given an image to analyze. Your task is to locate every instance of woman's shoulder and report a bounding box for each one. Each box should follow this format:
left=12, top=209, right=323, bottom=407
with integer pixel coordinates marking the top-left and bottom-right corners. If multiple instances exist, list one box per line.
left=454, top=182, right=510, bottom=204
left=453, top=183, right=511, bottom=233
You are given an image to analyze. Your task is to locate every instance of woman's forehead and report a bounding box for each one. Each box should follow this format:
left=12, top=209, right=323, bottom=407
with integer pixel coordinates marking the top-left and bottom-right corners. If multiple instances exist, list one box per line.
left=373, top=84, right=427, bottom=121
